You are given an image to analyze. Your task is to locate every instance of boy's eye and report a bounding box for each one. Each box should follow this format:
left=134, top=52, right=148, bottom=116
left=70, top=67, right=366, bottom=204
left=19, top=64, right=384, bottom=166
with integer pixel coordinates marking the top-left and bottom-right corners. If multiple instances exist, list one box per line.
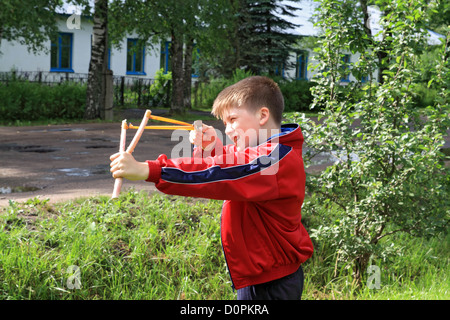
left=224, top=118, right=236, bottom=126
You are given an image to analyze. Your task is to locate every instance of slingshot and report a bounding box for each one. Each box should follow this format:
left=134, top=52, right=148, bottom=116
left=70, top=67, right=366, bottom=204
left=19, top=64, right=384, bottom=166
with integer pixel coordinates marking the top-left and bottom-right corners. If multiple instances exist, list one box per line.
left=111, top=109, right=202, bottom=198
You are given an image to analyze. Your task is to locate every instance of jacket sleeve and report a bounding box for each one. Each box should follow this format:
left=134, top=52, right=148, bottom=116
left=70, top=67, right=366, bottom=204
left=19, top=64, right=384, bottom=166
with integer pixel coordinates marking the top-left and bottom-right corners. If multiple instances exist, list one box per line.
left=146, top=143, right=294, bottom=202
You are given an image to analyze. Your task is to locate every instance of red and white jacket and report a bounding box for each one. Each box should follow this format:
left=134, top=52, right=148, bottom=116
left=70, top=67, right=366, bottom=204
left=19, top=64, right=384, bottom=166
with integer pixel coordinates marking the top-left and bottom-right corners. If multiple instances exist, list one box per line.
left=146, top=123, right=314, bottom=290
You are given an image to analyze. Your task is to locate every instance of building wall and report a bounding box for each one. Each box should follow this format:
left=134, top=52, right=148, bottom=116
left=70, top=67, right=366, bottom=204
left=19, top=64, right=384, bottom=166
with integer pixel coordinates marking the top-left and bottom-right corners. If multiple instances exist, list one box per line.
left=0, top=15, right=161, bottom=78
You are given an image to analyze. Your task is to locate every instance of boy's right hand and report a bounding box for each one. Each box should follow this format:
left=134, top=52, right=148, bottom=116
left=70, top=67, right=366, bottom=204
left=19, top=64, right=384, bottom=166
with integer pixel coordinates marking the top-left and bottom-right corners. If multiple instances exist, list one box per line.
left=189, top=124, right=217, bottom=151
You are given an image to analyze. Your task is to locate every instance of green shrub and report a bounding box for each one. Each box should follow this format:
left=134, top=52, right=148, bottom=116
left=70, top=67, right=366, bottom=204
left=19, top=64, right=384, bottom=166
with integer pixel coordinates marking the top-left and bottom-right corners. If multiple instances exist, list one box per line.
left=0, top=80, right=86, bottom=122
left=192, top=69, right=254, bottom=109
left=278, top=79, right=316, bottom=112
left=411, top=81, right=439, bottom=109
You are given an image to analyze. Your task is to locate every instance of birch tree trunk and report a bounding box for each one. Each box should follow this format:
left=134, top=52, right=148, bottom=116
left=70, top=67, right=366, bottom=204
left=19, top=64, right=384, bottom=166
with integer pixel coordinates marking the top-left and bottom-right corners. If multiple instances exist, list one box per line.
left=85, top=0, right=108, bottom=119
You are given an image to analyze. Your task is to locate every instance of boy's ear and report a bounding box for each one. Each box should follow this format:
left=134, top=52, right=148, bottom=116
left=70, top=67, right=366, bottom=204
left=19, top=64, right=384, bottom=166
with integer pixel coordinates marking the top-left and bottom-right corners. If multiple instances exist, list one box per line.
left=259, top=107, right=270, bottom=126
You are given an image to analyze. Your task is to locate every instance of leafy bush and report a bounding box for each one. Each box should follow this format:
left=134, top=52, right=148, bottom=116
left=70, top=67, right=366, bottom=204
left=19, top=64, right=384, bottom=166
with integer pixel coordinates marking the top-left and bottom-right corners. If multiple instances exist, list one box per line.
left=0, top=79, right=86, bottom=122
left=192, top=69, right=254, bottom=109
left=278, top=79, right=316, bottom=112
left=289, top=0, right=449, bottom=287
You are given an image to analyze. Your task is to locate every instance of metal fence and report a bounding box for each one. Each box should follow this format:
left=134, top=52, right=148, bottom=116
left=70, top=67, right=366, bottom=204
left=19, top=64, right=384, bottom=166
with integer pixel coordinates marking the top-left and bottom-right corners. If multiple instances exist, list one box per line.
left=0, top=70, right=171, bottom=108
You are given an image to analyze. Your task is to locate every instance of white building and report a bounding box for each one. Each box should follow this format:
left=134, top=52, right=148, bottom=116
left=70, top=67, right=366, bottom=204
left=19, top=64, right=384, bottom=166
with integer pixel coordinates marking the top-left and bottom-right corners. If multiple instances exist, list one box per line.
left=0, top=14, right=161, bottom=80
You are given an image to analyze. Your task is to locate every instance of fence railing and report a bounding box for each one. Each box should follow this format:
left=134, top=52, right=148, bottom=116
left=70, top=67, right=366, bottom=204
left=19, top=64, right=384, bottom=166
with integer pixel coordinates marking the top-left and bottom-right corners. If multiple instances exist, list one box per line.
left=0, top=70, right=172, bottom=108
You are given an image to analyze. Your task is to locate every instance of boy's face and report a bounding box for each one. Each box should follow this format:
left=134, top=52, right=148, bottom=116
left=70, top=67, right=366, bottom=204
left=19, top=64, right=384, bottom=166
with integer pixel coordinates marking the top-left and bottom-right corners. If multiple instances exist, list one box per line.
left=222, top=105, right=262, bottom=152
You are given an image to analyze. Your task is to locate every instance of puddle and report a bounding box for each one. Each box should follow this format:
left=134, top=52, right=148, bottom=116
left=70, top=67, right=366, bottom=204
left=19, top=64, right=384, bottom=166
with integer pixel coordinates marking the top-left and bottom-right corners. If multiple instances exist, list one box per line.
left=85, top=145, right=116, bottom=149
left=0, top=186, right=41, bottom=194
left=18, top=146, right=62, bottom=153
left=57, top=168, right=90, bottom=177
left=49, top=128, right=86, bottom=132
left=57, top=165, right=110, bottom=177
left=27, top=128, right=86, bottom=133
left=0, top=144, right=61, bottom=153
left=64, top=139, right=88, bottom=143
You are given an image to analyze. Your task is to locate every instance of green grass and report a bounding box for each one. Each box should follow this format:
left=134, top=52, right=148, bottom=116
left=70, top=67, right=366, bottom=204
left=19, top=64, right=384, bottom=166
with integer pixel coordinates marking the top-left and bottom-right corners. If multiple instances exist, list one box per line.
left=0, top=190, right=448, bottom=300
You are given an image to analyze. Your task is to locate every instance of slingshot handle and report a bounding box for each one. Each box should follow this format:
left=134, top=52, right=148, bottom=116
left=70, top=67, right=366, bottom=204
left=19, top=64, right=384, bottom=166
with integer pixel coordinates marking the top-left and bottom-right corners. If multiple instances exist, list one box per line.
left=112, top=120, right=128, bottom=199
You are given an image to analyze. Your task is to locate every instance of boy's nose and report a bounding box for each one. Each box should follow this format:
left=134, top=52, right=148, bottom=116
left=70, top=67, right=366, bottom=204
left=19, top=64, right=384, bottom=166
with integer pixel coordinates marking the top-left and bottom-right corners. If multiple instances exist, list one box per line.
left=225, top=123, right=233, bottom=136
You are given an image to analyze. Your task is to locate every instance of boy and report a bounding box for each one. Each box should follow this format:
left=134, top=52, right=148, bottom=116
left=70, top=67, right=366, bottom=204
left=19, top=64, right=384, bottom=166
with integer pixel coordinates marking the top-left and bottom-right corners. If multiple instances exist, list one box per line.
left=110, top=76, right=313, bottom=300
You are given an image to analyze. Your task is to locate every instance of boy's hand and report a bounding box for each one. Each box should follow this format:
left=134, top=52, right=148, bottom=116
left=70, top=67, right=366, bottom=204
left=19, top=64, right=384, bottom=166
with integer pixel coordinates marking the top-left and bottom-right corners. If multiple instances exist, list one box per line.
left=110, top=152, right=149, bottom=181
left=189, top=124, right=217, bottom=151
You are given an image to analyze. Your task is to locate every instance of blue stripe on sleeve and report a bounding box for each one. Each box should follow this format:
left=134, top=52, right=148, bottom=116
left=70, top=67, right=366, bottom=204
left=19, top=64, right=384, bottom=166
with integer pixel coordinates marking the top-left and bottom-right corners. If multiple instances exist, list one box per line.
left=161, top=144, right=292, bottom=185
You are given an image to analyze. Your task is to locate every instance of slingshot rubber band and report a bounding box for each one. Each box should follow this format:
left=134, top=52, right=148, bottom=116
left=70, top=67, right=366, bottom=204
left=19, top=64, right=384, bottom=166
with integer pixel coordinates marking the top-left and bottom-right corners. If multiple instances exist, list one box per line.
left=127, top=124, right=194, bottom=130
left=128, top=114, right=196, bottom=130
left=148, top=114, right=193, bottom=127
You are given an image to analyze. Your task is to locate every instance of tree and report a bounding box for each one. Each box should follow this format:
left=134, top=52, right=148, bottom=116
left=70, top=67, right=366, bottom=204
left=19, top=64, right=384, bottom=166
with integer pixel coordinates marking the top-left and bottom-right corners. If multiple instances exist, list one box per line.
left=289, top=0, right=449, bottom=285
left=84, top=0, right=109, bottom=120
left=231, top=0, right=302, bottom=75
left=0, top=0, right=63, bottom=54
left=109, top=0, right=205, bottom=114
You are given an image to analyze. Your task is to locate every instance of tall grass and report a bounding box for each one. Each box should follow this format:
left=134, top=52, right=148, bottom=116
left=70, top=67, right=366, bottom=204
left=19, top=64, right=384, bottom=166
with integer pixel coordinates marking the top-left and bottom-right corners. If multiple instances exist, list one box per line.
left=0, top=190, right=448, bottom=300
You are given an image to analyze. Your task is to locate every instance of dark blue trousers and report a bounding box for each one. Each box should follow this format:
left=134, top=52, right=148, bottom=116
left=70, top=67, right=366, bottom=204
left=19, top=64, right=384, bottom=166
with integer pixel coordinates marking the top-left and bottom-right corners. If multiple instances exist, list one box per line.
left=237, top=265, right=304, bottom=300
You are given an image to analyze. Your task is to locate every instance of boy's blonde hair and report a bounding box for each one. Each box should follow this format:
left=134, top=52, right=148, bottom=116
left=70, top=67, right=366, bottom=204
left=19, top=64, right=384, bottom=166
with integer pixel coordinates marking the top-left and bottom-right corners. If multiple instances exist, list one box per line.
left=211, top=76, right=284, bottom=125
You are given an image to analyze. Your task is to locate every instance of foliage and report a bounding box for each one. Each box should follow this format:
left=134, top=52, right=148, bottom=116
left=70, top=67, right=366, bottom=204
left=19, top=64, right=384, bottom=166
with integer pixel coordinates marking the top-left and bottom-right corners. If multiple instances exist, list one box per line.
left=278, top=79, right=316, bottom=112
left=0, top=78, right=86, bottom=122
left=0, top=0, right=63, bottom=54
left=231, top=0, right=303, bottom=75
left=149, top=68, right=172, bottom=97
left=287, top=0, right=450, bottom=285
left=192, top=68, right=255, bottom=109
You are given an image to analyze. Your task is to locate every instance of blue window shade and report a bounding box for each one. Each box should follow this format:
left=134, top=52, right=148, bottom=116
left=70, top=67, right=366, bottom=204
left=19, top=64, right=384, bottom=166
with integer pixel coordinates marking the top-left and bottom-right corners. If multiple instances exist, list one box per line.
left=160, top=41, right=171, bottom=74
left=50, top=33, right=74, bottom=72
left=361, top=75, right=369, bottom=83
left=127, top=39, right=146, bottom=75
left=340, top=54, right=351, bottom=82
left=296, top=51, right=308, bottom=80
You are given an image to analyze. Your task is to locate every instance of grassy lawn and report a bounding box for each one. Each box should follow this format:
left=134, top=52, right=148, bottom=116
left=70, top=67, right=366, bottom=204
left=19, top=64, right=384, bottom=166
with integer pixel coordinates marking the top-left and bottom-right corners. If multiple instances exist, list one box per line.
left=1, top=190, right=448, bottom=300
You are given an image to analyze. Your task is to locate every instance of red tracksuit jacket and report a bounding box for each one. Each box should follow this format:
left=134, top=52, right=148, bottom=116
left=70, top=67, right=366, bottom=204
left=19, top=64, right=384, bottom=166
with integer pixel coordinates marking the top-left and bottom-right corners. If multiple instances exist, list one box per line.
left=146, top=123, right=314, bottom=290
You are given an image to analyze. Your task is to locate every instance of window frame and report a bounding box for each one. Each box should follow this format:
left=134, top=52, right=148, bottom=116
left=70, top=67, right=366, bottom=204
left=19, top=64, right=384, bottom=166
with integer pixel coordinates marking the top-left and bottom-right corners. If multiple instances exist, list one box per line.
left=50, top=32, right=74, bottom=73
left=160, top=41, right=171, bottom=74
left=126, top=38, right=146, bottom=76
left=296, top=51, right=308, bottom=80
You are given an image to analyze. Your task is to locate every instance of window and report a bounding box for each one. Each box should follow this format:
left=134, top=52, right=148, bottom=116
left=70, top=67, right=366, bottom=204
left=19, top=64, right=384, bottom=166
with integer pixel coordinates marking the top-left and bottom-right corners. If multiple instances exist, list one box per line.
left=160, top=41, right=171, bottom=74
left=127, top=39, right=146, bottom=75
left=274, top=60, right=285, bottom=78
left=340, top=54, right=351, bottom=82
left=51, top=33, right=73, bottom=72
left=296, top=51, right=308, bottom=80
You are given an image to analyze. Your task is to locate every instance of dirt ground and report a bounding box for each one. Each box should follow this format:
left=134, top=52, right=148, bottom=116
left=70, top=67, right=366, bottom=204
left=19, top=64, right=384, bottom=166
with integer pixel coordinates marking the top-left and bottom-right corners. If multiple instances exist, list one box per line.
left=0, top=110, right=225, bottom=207
left=1, top=110, right=448, bottom=207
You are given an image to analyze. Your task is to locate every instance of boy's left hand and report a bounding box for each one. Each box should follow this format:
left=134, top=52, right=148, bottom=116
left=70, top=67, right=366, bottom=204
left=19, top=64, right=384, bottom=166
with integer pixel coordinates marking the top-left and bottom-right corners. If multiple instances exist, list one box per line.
left=110, top=152, right=149, bottom=181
